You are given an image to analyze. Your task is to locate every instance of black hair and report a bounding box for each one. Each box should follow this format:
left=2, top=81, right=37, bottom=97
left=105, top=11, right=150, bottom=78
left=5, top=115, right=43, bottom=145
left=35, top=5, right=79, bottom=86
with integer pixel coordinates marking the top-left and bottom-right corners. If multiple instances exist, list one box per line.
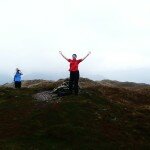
left=72, top=54, right=77, bottom=57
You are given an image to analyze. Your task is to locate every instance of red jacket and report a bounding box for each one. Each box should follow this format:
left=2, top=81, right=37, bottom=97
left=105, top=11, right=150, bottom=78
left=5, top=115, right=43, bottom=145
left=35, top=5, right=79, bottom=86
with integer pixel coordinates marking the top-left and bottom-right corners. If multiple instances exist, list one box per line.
left=67, top=59, right=82, bottom=72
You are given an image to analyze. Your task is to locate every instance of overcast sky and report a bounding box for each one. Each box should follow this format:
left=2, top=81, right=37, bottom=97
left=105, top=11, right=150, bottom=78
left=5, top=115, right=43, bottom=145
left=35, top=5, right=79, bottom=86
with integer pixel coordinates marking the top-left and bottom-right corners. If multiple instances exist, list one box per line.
left=0, top=0, right=150, bottom=83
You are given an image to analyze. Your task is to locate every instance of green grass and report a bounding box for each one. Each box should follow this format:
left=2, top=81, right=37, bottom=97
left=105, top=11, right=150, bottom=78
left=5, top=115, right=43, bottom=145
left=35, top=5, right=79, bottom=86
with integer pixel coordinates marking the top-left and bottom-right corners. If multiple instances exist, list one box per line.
left=0, top=87, right=149, bottom=149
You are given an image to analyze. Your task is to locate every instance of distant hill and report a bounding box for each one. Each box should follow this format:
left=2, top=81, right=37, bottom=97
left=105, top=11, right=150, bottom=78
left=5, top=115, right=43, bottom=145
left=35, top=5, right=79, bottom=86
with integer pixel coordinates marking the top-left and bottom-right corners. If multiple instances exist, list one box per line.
left=98, top=79, right=150, bottom=89
left=2, top=78, right=150, bottom=89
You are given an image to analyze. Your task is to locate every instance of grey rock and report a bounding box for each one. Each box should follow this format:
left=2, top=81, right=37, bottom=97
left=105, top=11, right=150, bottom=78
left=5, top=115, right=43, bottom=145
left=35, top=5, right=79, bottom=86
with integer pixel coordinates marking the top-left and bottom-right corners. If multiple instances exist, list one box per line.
left=34, top=80, right=71, bottom=102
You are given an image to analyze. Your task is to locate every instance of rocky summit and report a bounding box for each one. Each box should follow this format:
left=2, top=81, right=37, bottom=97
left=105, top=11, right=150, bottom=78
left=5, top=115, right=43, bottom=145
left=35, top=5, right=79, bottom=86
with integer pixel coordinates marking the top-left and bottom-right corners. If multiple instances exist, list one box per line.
left=0, top=78, right=150, bottom=149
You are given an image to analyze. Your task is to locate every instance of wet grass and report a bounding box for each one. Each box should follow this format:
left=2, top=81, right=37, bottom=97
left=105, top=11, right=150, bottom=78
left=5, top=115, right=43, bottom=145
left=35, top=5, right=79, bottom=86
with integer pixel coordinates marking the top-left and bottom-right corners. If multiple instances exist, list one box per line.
left=0, top=87, right=149, bottom=149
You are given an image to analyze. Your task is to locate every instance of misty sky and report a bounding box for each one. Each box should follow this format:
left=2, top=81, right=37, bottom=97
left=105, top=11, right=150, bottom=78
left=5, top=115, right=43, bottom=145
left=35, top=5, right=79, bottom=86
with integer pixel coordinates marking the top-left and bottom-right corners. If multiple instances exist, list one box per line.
left=0, top=0, right=150, bottom=83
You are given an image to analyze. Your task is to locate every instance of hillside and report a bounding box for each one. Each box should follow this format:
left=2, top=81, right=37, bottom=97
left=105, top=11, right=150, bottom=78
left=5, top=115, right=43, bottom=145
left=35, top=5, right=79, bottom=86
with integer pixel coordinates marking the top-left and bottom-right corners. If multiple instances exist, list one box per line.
left=0, top=79, right=150, bottom=149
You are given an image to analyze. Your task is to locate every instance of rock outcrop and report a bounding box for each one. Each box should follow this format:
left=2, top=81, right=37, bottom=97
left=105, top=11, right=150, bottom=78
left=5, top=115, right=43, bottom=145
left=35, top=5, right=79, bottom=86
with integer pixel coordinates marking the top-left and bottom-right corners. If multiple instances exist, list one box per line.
left=34, top=80, right=71, bottom=102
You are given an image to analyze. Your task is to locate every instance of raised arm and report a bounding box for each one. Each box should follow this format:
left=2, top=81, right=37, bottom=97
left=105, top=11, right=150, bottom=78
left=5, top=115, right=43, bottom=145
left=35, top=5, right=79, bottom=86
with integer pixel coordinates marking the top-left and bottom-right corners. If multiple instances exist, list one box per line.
left=82, top=51, right=91, bottom=61
left=59, top=51, right=68, bottom=61
left=19, top=71, right=23, bottom=75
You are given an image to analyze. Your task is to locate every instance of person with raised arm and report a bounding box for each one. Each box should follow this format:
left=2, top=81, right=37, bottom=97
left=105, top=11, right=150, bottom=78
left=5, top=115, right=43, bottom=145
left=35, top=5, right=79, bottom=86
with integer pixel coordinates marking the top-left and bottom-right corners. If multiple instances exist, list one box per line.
left=59, top=51, right=91, bottom=95
left=14, top=68, right=23, bottom=89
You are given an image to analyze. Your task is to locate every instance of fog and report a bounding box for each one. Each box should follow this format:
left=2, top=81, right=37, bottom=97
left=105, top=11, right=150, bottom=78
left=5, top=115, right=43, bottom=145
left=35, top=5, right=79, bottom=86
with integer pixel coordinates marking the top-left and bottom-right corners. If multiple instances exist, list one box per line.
left=0, top=0, right=150, bottom=84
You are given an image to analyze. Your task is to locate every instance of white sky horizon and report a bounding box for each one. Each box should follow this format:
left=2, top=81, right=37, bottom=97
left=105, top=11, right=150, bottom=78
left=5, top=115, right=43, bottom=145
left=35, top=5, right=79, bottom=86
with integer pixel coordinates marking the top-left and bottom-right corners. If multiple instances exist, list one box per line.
left=0, top=0, right=150, bottom=84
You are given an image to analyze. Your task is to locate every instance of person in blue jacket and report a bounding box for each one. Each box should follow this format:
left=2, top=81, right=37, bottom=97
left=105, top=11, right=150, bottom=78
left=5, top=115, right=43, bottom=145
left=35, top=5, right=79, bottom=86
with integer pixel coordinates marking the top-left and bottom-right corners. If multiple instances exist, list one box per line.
left=14, top=68, right=23, bottom=88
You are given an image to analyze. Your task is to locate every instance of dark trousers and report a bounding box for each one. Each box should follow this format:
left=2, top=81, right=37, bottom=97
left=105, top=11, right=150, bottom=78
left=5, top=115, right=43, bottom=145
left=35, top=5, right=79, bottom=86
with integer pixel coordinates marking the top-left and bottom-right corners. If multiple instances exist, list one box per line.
left=69, top=71, right=79, bottom=94
left=15, top=81, right=21, bottom=89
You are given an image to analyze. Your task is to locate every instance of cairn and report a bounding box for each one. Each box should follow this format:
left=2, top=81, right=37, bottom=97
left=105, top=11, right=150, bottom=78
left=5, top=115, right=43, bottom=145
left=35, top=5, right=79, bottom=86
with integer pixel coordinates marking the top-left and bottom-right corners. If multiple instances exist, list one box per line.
left=34, top=80, right=71, bottom=102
